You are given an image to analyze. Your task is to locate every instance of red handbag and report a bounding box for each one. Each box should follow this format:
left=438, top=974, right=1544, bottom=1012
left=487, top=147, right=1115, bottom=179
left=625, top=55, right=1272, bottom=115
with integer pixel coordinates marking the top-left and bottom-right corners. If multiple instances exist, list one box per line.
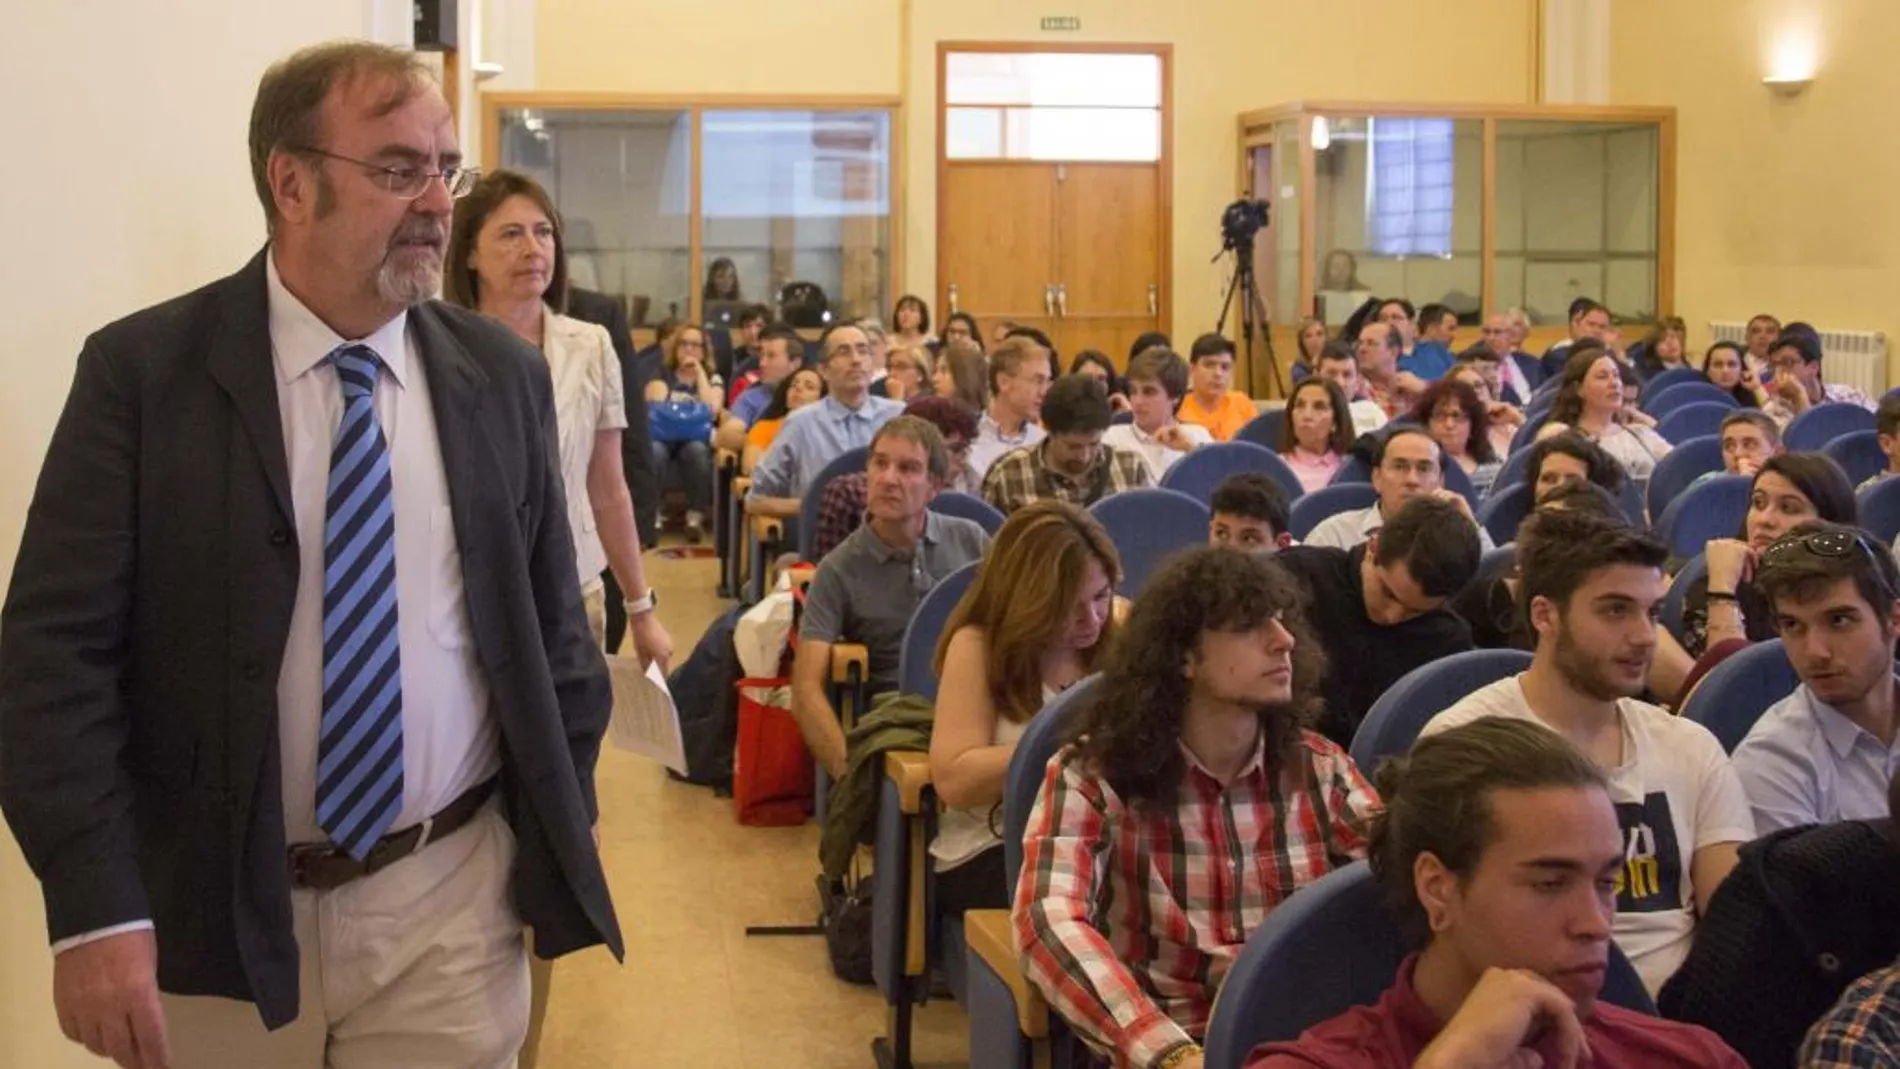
left=732, top=677, right=814, bottom=826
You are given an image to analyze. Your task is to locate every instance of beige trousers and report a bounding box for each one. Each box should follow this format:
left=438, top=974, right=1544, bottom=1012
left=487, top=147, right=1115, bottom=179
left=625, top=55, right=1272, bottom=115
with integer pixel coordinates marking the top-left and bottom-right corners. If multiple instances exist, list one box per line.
left=162, top=803, right=529, bottom=1069
left=517, top=582, right=609, bottom=1069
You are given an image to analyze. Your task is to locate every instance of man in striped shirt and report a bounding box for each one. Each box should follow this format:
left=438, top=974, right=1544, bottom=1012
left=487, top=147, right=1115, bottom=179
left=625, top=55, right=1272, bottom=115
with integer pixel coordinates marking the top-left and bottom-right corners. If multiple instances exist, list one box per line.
left=1014, top=547, right=1380, bottom=1069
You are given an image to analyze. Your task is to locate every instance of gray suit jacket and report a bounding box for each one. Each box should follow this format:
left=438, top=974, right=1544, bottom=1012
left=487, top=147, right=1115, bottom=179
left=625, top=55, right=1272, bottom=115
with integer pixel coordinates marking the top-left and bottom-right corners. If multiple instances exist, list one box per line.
left=0, top=250, right=622, bottom=1028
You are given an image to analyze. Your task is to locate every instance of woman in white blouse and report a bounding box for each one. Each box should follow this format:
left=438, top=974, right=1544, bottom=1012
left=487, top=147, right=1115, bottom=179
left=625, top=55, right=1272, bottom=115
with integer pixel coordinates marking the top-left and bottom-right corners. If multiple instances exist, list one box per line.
left=1537, top=346, right=1672, bottom=483
left=446, top=170, right=672, bottom=669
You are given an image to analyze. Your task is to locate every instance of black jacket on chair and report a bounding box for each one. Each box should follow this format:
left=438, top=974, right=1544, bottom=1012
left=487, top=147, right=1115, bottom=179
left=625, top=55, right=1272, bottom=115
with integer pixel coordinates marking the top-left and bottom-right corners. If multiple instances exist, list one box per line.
left=1657, top=819, right=1900, bottom=1068
left=0, top=250, right=623, bottom=1029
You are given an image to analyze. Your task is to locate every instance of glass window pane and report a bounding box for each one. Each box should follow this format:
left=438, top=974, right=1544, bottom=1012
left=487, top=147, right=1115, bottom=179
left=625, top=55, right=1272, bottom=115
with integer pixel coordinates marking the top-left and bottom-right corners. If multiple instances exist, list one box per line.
left=701, top=110, right=892, bottom=325
left=1496, top=120, right=1658, bottom=324
left=945, top=107, right=1004, bottom=159
left=1005, top=107, right=1160, bottom=161
left=1312, top=116, right=1483, bottom=327
left=498, top=108, right=691, bottom=329
left=946, top=52, right=1160, bottom=108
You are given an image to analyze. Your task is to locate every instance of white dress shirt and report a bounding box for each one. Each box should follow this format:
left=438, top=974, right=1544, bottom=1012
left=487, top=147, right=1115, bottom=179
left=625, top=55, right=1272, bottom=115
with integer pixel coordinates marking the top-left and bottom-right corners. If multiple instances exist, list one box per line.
left=267, top=254, right=499, bottom=846
left=1101, top=421, right=1212, bottom=482
left=1302, top=502, right=1496, bottom=552
left=542, top=309, right=628, bottom=590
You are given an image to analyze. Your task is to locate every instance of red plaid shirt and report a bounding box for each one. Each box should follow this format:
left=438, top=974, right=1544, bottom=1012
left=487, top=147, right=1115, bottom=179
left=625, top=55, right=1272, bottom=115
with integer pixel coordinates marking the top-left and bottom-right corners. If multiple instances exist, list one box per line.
left=1014, top=731, right=1379, bottom=1069
left=811, top=471, right=870, bottom=562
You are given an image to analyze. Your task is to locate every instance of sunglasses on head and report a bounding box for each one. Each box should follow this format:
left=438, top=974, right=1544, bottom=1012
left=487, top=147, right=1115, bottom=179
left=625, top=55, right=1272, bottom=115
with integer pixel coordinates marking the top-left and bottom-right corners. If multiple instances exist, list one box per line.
left=1760, top=529, right=1897, bottom=598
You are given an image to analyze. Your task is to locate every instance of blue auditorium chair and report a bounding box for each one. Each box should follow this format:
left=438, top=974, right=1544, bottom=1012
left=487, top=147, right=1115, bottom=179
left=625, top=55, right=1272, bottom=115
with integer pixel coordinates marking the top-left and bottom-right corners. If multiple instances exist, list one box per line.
left=1641, top=366, right=1705, bottom=399
left=1653, top=474, right=1749, bottom=558
left=1785, top=402, right=1878, bottom=452
left=1858, top=475, right=1900, bottom=543
left=1660, top=554, right=1707, bottom=644
left=1288, top=484, right=1379, bottom=542
left=1201, top=862, right=1655, bottom=1068
left=1234, top=409, right=1286, bottom=453
left=929, top=491, right=1006, bottom=535
left=1160, top=440, right=1304, bottom=506
left=1824, top=430, right=1888, bottom=489
left=1475, top=482, right=1533, bottom=547
left=1089, top=488, right=1210, bottom=598
left=1348, top=649, right=1533, bottom=773
left=1655, top=402, right=1734, bottom=444
left=1641, top=381, right=1739, bottom=418
left=1678, top=639, right=1800, bottom=753
left=1644, top=435, right=1724, bottom=520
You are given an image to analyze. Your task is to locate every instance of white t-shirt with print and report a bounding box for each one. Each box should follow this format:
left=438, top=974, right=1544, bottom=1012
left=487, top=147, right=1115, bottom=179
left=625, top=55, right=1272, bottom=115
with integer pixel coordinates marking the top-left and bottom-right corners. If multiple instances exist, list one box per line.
left=1420, top=676, right=1756, bottom=997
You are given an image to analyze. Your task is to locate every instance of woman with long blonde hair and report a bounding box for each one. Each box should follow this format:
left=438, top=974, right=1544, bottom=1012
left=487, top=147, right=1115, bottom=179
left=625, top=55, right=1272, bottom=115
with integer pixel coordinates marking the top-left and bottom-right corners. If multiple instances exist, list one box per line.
left=928, top=501, right=1122, bottom=916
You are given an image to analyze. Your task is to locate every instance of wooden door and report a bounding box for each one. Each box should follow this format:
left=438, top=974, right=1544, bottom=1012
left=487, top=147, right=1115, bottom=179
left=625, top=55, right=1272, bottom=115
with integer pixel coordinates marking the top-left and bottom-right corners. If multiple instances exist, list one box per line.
left=940, top=164, right=1060, bottom=346
left=1054, top=164, right=1162, bottom=366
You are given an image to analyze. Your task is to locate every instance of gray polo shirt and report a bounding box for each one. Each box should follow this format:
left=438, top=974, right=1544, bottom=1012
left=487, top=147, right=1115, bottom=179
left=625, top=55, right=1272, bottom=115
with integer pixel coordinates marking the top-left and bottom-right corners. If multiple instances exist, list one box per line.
left=800, top=511, right=991, bottom=695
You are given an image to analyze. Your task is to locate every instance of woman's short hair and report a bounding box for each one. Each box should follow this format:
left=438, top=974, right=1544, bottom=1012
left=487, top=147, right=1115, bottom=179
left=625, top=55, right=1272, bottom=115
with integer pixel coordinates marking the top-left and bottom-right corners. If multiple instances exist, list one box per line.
left=933, top=501, right=1123, bottom=725
left=445, top=169, right=570, bottom=312
left=1406, top=378, right=1497, bottom=464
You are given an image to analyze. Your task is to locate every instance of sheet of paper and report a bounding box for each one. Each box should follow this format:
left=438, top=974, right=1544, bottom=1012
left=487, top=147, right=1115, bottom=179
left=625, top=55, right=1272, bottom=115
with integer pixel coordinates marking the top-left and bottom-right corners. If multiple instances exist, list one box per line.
left=607, top=655, right=687, bottom=775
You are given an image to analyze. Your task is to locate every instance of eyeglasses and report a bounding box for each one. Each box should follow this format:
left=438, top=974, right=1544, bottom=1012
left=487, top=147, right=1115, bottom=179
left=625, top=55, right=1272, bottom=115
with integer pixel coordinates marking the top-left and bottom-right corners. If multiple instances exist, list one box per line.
left=293, top=147, right=480, bottom=199
left=1760, top=529, right=1897, bottom=598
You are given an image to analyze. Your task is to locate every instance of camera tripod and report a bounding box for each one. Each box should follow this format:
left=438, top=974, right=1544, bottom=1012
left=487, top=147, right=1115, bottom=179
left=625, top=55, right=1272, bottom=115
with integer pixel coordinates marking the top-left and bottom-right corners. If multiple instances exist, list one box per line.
left=1214, top=240, right=1282, bottom=398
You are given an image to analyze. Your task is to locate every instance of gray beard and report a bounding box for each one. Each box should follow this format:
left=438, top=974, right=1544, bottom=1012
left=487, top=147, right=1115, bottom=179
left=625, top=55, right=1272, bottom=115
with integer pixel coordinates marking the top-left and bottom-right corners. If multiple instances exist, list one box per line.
left=377, top=254, right=442, bottom=306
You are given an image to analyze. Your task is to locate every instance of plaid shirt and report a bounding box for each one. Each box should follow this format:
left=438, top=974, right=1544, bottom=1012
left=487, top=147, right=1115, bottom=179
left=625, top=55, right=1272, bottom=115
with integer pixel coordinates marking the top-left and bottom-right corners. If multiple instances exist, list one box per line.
left=1014, top=732, right=1379, bottom=1069
left=1763, top=381, right=1877, bottom=428
left=811, top=471, right=870, bottom=562
left=982, top=441, right=1151, bottom=515
left=1801, top=960, right=1900, bottom=1067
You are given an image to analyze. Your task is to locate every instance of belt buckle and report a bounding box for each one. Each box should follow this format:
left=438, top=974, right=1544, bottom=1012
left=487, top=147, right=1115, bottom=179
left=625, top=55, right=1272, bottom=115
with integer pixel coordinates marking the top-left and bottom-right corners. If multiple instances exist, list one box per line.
left=287, top=842, right=335, bottom=887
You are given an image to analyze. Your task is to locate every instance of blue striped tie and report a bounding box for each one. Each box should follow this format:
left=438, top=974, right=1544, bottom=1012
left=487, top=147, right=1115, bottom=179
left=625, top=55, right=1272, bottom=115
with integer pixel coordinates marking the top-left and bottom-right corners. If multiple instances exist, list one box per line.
left=317, top=344, right=405, bottom=861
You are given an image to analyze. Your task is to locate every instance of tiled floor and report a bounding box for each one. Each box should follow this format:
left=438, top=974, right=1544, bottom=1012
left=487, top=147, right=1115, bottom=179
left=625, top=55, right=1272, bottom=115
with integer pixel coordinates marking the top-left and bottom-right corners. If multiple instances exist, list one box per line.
left=535, top=547, right=969, bottom=1069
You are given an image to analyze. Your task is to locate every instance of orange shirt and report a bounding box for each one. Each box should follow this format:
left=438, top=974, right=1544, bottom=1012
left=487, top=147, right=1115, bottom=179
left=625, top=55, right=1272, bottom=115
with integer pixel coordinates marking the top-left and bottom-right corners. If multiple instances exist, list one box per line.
left=746, top=417, right=784, bottom=452
left=1177, top=390, right=1258, bottom=442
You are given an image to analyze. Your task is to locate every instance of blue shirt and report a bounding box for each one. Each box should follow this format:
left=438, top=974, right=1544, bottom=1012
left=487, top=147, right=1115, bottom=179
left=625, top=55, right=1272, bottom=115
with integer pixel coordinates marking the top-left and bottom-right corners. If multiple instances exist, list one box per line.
left=748, top=393, right=905, bottom=501
left=1732, top=681, right=1900, bottom=833
left=1398, top=341, right=1455, bottom=381
left=731, top=381, right=774, bottom=426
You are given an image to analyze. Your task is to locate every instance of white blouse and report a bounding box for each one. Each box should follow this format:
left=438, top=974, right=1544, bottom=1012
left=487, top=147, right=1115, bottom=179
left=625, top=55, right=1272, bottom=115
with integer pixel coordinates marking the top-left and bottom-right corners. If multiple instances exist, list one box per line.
left=544, top=309, right=628, bottom=588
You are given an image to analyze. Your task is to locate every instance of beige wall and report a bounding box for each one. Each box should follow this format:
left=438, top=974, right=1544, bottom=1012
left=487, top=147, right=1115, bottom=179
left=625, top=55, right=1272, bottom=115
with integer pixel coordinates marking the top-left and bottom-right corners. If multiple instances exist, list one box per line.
left=0, top=3, right=394, bottom=1065
left=1613, top=0, right=1900, bottom=381
left=534, top=0, right=1536, bottom=346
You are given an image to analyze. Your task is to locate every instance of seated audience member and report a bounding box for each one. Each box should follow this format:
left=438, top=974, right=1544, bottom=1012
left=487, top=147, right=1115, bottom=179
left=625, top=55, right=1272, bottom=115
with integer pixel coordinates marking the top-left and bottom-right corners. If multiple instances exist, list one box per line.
left=1278, top=377, right=1355, bottom=493
left=1537, top=346, right=1672, bottom=482
left=1007, top=324, right=1065, bottom=382
left=891, top=293, right=935, bottom=351
left=1732, top=523, right=1900, bottom=832
left=931, top=501, right=1121, bottom=914
left=1743, top=312, right=1783, bottom=378
left=1303, top=427, right=1493, bottom=552
left=1356, top=322, right=1424, bottom=419
left=1862, top=392, right=1900, bottom=492
left=982, top=375, right=1150, bottom=515
left=1719, top=409, right=1784, bottom=477
left=1703, top=340, right=1769, bottom=409
left=883, top=345, right=931, bottom=402
left=1277, top=497, right=1479, bottom=745
left=1539, top=297, right=1614, bottom=380
left=968, top=336, right=1051, bottom=481
left=1803, top=944, right=1900, bottom=1067
left=1402, top=302, right=1457, bottom=381
left=1294, top=316, right=1329, bottom=375
left=1446, top=358, right=1524, bottom=460
left=646, top=322, right=726, bottom=541
left=1210, top=473, right=1291, bottom=554
left=809, top=396, right=981, bottom=561
left=940, top=310, right=984, bottom=352
left=726, top=317, right=788, bottom=408
left=1070, top=350, right=1131, bottom=412
left=717, top=324, right=803, bottom=455
left=932, top=337, right=990, bottom=413
left=1633, top=315, right=1690, bottom=380
left=1377, top=298, right=1419, bottom=359
left=1681, top=453, right=1858, bottom=658
left=1410, top=378, right=1503, bottom=497
left=746, top=322, right=906, bottom=516
left=1177, top=333, right=1259, bottom=442
left=741, top=366, right=825, bottom=474
left=1661, top=775, right=1900, bottom=1069
left=1129, top=330, right=1172, bottom=365
left=1103, top=346, right=1213, bottom=482
left=1247, top=718, right=1748, bottom=1069
left=1315, top=341, right=1391, bottom=435
left=1523, top=430, right=1627, bottom=500
left=1764, top=329, right=1877, bottom=427
left=1479, top=311, right=1538, bottom=403
left=1452, top=480, right=1626, bottom=650
left=1422, top=508, right=1756, bottom=996
left=859, top=319, right=895, bottom=394
left=1017, top=547, right=1380, bottom=1069
left=791, top=417, right=992, bottom=777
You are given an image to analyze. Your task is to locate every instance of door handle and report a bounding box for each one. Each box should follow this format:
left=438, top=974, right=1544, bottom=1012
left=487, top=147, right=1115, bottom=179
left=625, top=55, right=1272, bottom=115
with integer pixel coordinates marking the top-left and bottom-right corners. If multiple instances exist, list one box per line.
left=1043, top=285, right=1055, bottom=316
left=1148, top=283, right=1159, bottom=316
left=947, top=283, right=960, bottom=315
left=1055, top=284, right=1068, bottom=318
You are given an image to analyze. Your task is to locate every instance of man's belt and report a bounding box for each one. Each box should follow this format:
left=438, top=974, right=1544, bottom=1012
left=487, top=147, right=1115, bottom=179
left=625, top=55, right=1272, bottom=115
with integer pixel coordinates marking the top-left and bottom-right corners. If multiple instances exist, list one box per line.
left=288, top=777, right=497, bottom=891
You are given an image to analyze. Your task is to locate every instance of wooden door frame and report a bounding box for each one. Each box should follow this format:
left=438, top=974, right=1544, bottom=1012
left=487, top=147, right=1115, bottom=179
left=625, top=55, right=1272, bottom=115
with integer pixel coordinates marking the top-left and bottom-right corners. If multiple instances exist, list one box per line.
left=478, top=91, right=902, bottom=327
left=934, top=42, right=1174, bottom=340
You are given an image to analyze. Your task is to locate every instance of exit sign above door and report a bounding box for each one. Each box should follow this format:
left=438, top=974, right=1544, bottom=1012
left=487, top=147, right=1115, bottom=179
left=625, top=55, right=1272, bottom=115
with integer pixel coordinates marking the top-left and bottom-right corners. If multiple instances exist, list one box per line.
left=1040, top=16, right=1082, bottom=31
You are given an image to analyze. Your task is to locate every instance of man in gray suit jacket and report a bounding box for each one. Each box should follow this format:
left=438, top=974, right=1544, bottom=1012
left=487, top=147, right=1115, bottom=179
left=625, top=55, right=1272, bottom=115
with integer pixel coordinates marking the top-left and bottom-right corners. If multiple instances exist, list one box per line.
left=0, top=41, right=619, bottom=1069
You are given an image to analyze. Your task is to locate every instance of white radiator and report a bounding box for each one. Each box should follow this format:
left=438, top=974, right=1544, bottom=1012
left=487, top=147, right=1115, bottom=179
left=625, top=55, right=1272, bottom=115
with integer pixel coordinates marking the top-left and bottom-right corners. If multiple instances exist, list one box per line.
left=1708, top=321, right=1890, bottom=397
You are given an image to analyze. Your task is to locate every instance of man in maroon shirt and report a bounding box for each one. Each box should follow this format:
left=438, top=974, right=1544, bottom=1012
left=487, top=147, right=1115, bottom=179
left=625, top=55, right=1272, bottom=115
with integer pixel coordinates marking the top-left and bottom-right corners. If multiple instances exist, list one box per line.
left=1248, top=717, right=1745, bottom=1069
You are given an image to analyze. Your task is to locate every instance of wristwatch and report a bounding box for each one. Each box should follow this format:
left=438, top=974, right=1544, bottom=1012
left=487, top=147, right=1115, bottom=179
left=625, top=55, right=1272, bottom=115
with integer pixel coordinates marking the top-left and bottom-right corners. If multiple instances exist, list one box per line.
left=624, top=590, right=660, bottom=616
